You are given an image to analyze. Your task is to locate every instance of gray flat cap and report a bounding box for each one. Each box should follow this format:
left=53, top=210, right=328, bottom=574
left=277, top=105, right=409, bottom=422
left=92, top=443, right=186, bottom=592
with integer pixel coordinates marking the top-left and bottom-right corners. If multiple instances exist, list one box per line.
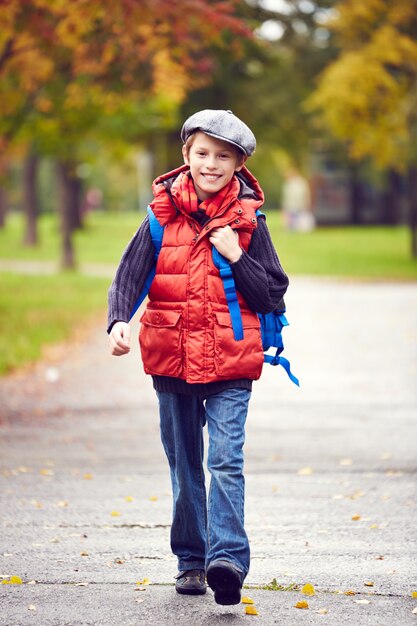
left=181, top=109, right=256, bottom=156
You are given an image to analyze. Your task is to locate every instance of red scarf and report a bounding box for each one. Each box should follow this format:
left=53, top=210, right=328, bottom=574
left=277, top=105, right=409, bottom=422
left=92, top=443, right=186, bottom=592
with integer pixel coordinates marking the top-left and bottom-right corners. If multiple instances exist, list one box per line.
left=170, top=169, right=240, bottom=219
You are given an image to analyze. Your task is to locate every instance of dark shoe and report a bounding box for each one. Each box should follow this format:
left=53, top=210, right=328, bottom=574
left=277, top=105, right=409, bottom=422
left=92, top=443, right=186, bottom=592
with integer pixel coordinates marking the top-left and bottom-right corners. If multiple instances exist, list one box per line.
left=175, top=569, right=207, bottom=595
left=206, top=560, right=242, bottom=605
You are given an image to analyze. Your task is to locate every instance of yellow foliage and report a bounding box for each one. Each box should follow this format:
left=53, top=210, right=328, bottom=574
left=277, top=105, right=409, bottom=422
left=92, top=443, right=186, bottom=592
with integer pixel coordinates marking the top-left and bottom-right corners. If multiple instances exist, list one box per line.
left=245, top=605, right=259, bottom=615
left=242, top=596, right=255, bottom=604
left=310, top=0, right=417, bottom=170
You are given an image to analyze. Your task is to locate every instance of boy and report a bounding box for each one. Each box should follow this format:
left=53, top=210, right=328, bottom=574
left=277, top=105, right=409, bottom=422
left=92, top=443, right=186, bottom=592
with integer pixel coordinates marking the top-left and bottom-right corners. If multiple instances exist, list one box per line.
left=108, top=109, right=289, bottom=605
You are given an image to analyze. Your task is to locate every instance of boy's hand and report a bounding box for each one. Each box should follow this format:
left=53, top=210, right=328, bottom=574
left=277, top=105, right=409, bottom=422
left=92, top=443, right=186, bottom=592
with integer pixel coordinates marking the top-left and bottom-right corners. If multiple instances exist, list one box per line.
left=109, top=321, right=131, bottom=356
left=209, top=226, right=242, bottom=264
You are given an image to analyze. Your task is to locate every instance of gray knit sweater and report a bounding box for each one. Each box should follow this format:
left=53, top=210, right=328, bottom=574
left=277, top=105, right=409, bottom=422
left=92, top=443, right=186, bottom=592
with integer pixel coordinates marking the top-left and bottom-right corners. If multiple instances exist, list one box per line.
left=108, top=212, right=289, bottom=396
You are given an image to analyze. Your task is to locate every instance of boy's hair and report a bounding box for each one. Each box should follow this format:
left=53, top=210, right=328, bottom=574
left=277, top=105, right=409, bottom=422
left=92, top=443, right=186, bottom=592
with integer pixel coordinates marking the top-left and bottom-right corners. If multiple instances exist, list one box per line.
left=183, top=132, right=246, bottom=168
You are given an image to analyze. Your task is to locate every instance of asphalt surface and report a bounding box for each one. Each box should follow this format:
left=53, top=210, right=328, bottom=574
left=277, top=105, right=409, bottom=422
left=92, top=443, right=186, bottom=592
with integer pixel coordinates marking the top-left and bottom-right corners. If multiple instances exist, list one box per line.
left=1, top=277, right=416, bottom=626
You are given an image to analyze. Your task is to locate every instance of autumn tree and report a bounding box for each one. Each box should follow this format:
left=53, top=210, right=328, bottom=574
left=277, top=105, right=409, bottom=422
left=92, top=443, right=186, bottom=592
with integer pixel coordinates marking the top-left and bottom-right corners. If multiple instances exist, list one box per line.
left=309, top=0, right=417, bottom=255
left=0, top=0, right=252, bottom=267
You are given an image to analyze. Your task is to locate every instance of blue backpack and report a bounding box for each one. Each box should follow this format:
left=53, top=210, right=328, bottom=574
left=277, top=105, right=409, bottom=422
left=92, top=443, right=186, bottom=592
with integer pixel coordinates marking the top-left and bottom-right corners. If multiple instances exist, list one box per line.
left=130, top=206, right=299, bottom=386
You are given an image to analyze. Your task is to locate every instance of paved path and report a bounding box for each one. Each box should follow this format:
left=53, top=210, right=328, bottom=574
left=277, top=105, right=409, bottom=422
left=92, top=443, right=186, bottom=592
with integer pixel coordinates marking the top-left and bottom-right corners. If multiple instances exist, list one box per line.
left=1, top=278, right=416, bottom=625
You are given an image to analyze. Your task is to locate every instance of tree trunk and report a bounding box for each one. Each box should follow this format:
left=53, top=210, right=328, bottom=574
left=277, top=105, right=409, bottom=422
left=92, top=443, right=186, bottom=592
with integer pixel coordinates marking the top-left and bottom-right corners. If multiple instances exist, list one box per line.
left=349, top=164, right=362, bottom=225
left=0, top=185, right=7, bottom=228
left=56, top=160, right=76, bottom=270
left=381, top=170, right=402, bottom=225
left=22, top=151, right=40, bottom=245
left=67, top=172, right=83, bottom=232
left=407, top=166, right=417, bottom=258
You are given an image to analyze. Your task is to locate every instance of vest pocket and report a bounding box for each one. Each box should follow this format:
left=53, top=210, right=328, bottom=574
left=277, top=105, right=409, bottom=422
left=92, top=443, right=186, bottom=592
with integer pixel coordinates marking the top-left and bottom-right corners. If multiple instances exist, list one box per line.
left=139, top=308, right=183, bottom=377
left=213, top=311, right=264, bottom=379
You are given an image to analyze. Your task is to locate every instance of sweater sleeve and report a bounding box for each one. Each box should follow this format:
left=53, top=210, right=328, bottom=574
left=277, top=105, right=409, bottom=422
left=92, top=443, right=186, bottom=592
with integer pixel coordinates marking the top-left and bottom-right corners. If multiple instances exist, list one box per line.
left=107, top=215, right=154, bottom=333
left=231, top=216, right=289, bottom=314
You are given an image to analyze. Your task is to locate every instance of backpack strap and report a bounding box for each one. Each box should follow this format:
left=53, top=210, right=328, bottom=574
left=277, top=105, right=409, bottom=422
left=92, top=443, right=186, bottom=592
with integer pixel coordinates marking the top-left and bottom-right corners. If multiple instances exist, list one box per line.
left=212, top=247, right=244, bottom=341
left=212, top=209, right=299, bottom=385
left=259, top=310, right=300, bottom=386
left=129, top=206, right=163, bottom=321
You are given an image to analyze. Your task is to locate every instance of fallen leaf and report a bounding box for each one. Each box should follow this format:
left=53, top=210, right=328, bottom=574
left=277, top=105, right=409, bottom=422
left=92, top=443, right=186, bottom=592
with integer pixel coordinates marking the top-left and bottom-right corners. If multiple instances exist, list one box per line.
left=40, top=468, right=54, bottom=476
left=1, top=576, right=23, bottom=585
left=136, top=578, right=150, bottom=585
left=83, top=473, right=93, bottom=480
left=295, top=601, right=309, bottom=609
left=135, top=598, right=145, bottom=604
left=57, top=500, right=69, bottom=508
left=245, top=605, right=259, bottom=615
left=297, top=467, right=313, bottom=476
left=28, top=605, right=36, bottom=611
left=149, top=496, right=158, bottom=501
left=351, top=514, right=361, bottom=521
left=369, top=524, right=379, bottom=529
left=135, top=587, right=147, bottom=591
left=316, top=608, right=328, bottom=614
left=125, top=496, right=134, bottom=502
left=412, top=592, right=417, bottom=598
left=301, top=583, right=315, bottom=596
left=242, top=596, right=255, bottom=604
left=355, top=599, right=371, bottom=605
left=27, top=580, right=37, bottom=585
left=110, top=511, right=121, bottom=517
left=80, top=551, right=89, bottom=557
left=364, top=582, right=374, bottom=587
left=344, top=590, right=356, bottom=596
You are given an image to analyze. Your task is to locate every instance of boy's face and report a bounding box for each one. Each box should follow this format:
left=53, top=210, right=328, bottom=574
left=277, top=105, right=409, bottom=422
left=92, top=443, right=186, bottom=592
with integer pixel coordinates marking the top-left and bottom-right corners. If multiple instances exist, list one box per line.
left=182, top=132, right=246, bottom=201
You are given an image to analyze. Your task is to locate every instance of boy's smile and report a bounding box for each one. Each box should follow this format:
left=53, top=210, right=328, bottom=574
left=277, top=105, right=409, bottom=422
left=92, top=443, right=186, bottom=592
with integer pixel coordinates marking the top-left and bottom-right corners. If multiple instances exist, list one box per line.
left=182, top=132, right=246, bottom=201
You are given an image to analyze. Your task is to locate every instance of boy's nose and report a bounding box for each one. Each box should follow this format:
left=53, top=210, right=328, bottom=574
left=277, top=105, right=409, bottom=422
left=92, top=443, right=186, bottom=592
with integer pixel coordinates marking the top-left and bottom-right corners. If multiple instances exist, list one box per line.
left=206, top=155, right=217, bottom=169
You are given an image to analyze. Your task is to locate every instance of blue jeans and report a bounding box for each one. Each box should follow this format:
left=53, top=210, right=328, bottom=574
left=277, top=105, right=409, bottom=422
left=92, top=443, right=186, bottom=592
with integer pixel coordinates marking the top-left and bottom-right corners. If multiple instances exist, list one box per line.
left=157, top=388, right=251, bottom=581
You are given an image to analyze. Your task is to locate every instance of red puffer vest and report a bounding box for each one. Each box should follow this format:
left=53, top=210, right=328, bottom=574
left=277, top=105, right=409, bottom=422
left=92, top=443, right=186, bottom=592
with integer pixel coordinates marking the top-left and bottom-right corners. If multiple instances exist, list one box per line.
left=139, top=165, right=265, bottom=384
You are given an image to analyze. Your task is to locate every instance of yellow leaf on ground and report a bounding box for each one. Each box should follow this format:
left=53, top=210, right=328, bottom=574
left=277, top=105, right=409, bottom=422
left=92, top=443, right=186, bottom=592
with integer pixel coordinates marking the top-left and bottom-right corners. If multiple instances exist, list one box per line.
left=364, top=581, right=374, bottom=587
left=344, top=590, right=356, bottom=596
left=110, top=511, right=121, bottom=517
left=83, top=473, right=93, bottom=480
left=80, top=551, right=89, bottom=557
left=125, top=496, right=134, bottom=502
left=412, top=591, right=417, bottom=598
left=295, top=601, right=309, bottom=609
left=149, top=496, right=158, bottom=501
left=245, top=605, right=259, bottom=615
left=1, top=576, right=23, bottom=585
left=298, top=467, right=313, bottom=476
left=301, top=583, right=315, bottom=596
left=136, top=578, right=150, bottom=585
left=242, top=596, right=255, bottom=604
left=351, top=514, right=361, bottom=521
left=40, top=468, right=54, bottom=476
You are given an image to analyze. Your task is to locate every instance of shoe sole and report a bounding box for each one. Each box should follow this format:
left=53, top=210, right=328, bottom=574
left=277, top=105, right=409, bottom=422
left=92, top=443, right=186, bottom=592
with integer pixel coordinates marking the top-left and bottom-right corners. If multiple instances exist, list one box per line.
left=175, top=585, right=207, bottom=596
left=206, top=563, right=241, bottom=605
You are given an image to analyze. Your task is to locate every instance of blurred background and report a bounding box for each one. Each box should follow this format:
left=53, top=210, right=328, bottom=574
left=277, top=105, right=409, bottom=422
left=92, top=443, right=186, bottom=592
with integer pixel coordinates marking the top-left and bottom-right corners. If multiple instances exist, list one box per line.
left=1, top=0, right=416, bottom=375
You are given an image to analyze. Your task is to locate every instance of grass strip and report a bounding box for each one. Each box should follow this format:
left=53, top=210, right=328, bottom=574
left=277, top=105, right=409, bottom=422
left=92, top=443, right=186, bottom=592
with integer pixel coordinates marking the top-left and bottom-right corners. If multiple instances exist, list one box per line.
left=0, top=272, right=110, bottom=375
